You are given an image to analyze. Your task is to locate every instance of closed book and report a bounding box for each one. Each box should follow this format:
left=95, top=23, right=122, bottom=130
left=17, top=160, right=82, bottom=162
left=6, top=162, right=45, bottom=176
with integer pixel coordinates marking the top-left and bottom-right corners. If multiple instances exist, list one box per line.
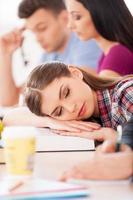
left=36, top=128, right=95, bottom=152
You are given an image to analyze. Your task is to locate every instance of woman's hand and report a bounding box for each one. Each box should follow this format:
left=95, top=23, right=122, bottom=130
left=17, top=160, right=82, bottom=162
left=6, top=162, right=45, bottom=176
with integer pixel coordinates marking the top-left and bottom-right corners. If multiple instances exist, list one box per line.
left=60, top=142, right=133, bottom=181
left=53, top=127, right=116, bottom=141
left=47, top=118, right=101, bottom=133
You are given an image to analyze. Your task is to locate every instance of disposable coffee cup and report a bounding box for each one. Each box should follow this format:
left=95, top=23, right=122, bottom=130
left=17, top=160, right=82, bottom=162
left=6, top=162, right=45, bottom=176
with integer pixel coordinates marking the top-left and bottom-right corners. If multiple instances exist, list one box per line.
left=2, top=126, right=37, bottom=178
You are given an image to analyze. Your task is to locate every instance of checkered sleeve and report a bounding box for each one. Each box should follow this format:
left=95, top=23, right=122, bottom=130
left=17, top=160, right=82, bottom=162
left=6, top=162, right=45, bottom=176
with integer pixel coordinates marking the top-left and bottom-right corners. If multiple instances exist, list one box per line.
left=118, top=84, right=133, bottom=120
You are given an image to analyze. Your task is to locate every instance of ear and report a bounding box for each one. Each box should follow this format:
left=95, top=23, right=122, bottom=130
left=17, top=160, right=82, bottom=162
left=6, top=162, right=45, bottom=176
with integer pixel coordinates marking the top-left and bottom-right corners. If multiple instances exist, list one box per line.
left=68, top=66, right=83, bottom=80
left=58, top=10, right=69, bottom=25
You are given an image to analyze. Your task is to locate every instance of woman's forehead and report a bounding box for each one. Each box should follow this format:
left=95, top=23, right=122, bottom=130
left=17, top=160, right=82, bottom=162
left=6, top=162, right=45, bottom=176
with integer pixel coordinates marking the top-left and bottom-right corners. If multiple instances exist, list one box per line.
left=41, top=77, right=68, bottom=97
left=40, top=77, right=69, bottom=114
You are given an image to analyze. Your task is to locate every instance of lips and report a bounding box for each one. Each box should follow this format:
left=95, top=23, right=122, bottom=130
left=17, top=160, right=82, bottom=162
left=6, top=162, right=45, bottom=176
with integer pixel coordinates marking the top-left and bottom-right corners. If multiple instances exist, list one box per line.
left=78, top=103, right=86, bottom=117
left=43, top=44, right=49, bottom=49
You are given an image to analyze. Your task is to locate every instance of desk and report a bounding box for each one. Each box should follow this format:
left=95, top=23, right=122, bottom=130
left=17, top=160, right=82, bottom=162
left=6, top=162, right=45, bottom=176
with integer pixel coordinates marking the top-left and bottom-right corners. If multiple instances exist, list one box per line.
left=0, top=151, right=133, bottom=200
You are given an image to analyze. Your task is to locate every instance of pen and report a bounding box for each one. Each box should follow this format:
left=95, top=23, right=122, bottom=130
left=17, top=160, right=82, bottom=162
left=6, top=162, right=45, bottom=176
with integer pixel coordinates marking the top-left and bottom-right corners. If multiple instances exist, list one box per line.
left=8, top=181, right=24, bottom=192
left=115, top=125, right=122, bottom=152
left=21, top=37, right=29, bottom=67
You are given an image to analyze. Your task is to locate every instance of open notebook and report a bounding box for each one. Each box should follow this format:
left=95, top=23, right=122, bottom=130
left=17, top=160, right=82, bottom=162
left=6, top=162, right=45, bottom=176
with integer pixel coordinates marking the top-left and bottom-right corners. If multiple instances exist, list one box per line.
left=0, top=178, right=89, bottom=199
left=36, top=128, right=95, bottom=152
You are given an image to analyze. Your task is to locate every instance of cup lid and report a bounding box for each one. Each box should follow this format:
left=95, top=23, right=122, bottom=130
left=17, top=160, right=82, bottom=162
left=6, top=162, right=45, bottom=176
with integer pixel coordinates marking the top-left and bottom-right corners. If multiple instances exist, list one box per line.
left=2, top=126, right=38, bottom=139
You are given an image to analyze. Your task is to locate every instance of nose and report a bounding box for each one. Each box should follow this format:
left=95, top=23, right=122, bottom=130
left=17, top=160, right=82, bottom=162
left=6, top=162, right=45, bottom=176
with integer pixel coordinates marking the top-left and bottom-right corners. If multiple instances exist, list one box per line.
left=67, top=16, right=75, bottom=30
left=64, top=102, right=76, bottom=113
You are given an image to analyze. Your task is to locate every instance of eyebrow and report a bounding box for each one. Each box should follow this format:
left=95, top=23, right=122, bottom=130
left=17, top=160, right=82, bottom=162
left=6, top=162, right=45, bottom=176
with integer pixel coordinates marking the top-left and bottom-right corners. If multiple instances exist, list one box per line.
left=34, top=22, right=48, bottom=30
left=50, top=84, right=64, bottom=116
left=71, top=11, right=81, bottom=14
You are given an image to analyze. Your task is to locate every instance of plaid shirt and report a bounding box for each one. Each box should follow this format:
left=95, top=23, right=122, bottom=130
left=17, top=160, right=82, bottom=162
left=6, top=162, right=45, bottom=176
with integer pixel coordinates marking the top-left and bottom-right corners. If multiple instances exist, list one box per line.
left=97, top=78, right=133, bottom=130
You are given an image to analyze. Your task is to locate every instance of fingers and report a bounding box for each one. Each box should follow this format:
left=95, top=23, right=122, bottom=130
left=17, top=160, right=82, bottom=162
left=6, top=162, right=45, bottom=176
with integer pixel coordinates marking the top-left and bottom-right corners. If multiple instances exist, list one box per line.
left=57, top=125, right=82, bottom=133
left=79, top=121, right=101, bottom=129
left=52, top=119, right=101, bottom=133
left=64, top=120, right=101, bottom=132
left=2, top=28, right=24, bottom=44
left=12, top=29, right=24, bottom=44
left=59, top=171, right=71, bottom=182
left=50, top=119, right=103, bottom=139
left=59, top=168, right=84, bottom=182
left=52, top=130, right=82, bottom=137
left=97, top=140, right=132, bottom=153
left=71, top=121, right=101, bottom=130
left=52, top=129, right=102, bottom=140
left=99, top=140, right=116, bottom=153
left=69, top=122, right=93, bottom=132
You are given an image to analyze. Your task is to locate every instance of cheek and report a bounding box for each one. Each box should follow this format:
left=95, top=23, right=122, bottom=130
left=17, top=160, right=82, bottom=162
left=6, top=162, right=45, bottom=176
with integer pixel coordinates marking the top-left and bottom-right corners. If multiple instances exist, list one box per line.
left=77, top=20, right=86, bottom=30
left=86, top=20, right=96, bottom=34
left=86, top=17, right=93, bottom=26
left=55, top=113, right=74, bottom=121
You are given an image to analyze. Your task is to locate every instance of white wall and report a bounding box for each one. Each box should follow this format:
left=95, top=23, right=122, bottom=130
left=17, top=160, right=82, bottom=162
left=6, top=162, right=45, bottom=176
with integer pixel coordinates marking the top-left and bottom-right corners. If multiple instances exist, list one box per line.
left=0, top=0, right=43, bottom=86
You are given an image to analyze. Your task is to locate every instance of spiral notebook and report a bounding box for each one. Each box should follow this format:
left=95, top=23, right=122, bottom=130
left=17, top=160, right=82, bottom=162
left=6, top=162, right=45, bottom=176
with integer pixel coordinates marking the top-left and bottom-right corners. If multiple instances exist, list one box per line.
left=0, top=178, right=89, bottom=199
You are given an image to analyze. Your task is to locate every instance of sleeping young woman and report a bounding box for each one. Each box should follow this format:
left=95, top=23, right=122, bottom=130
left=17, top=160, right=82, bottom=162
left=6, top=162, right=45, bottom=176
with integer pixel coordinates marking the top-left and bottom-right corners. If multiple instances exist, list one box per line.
left=3, top=62, right=132, bottom=142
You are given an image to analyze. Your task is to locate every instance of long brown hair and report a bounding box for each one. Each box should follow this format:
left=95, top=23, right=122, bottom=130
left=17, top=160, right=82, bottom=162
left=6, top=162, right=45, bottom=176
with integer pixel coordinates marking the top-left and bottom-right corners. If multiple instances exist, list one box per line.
left=24, top=62, right=132, bottom=116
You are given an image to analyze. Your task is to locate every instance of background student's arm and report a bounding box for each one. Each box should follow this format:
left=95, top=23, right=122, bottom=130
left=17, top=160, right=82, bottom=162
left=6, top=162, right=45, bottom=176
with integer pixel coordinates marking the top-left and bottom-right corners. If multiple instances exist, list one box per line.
left=60, top=141, right=133, bottom=181
left=0, top=29, right=23, bottom=106
left=99, top=69, right=121, bottom=78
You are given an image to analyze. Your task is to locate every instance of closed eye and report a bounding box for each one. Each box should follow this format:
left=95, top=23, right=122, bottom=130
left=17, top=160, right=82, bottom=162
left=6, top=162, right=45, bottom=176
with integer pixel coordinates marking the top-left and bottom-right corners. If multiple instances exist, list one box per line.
left=71, top=13, right=82, bottom=20
left=64, top=87, right=70, bottom=98
left=58, top=107, right=63, bottom=116
left=55, top=107, right=63, bottom=117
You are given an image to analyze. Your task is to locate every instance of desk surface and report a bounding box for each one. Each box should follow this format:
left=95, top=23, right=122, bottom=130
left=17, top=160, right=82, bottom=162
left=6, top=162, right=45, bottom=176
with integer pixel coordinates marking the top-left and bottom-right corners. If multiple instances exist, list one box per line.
left=0, top=151, right=133, bottom=200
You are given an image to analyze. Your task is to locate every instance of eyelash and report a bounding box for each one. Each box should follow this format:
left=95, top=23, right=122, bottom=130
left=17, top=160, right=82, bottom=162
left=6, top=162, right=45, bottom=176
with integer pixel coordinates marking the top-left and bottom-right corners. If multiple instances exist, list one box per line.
left=58, top=107, right=63, bottom=117
left=37, top=26, right=47, bottom=32
left=57, top=88, right=70, bottom=117
left=65, top=88, right=70, bottom=98
left=73, top=15, right=81, bottom=20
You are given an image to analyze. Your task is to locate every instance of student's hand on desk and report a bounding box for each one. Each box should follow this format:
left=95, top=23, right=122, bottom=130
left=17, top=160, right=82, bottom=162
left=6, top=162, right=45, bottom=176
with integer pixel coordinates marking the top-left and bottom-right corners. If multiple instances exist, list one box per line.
left=96, top=140, right=129, bottom=153
left=0, top=28, right=24, bottom=55
left=60, top=142, right=133, bottom=181
left=48, top=118, right=101, bottom=133
left=53, top=127, right=116, bottom=141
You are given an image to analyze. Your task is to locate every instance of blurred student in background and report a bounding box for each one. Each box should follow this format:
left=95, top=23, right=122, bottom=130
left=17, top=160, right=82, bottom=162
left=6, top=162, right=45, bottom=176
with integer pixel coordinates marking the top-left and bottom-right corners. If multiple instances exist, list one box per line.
left=0, top=0, right=101, bottom=106
left=65, top=0, right=133, bottom=77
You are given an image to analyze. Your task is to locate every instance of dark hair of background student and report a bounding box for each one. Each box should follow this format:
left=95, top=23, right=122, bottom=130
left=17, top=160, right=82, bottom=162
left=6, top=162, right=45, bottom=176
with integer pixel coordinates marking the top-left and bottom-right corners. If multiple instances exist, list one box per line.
left=18, top=0, right=66, bottom=18
left=75, top=0, right=133, bottom=51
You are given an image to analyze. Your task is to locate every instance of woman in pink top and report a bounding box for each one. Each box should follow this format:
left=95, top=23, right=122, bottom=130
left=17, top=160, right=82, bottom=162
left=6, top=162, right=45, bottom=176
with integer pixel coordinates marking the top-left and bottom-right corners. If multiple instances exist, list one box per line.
left=65, top=0, right=133, bottom=77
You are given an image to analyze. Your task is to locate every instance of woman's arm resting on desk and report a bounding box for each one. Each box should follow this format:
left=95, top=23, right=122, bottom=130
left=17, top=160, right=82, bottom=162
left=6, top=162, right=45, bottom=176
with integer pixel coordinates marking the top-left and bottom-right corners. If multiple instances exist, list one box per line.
left=3, top=107, right=100, bottom=132
left=60, top=141, right=133, bottom=181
